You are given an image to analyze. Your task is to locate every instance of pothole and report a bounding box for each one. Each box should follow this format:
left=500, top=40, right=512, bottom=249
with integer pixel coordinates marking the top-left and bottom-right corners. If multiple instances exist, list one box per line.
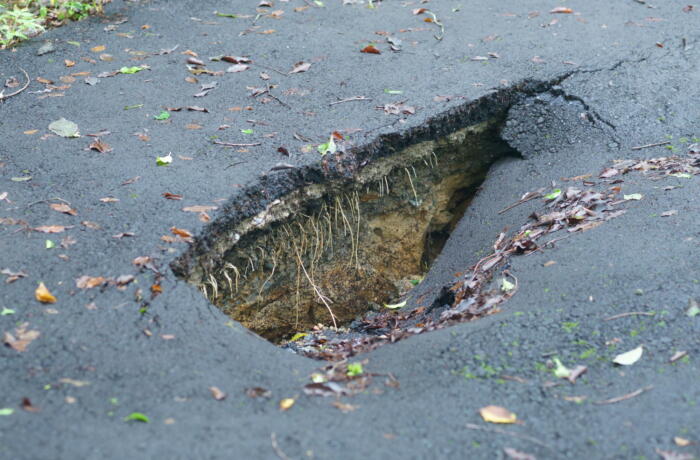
left=182, top=118, right=518, bottom=343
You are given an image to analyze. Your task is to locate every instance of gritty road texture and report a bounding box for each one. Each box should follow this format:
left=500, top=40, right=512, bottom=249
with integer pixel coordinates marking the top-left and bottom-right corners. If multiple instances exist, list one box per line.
left=1, top=0, right=699, bottom=459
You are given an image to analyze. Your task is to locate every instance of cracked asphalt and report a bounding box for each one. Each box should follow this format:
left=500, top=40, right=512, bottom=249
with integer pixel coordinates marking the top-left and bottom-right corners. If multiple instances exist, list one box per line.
left=1, top=1, right=699, bottom=458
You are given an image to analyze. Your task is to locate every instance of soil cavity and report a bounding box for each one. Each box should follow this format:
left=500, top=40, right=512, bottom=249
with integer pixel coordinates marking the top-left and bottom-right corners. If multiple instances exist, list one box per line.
left=198, top=121, right=515, bottom=342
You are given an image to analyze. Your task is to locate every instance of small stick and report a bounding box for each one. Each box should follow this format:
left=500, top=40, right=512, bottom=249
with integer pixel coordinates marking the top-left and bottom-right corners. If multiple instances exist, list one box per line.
left=265, top=84, right=291, bottom=109
left=329, top=96, right=372, bottom=106
left=498, top=191, right=542, bottom=214
left=465, top=423, right=552, bottom=450
left=594, top=385, right=653, bottom=405
left=253, top=63, right=288, bottom=76
left=213, top=140, right=261, bottom=147
left=631, top=141, right=671, bottom=150
left=270, top=433, right=291, bottom=460
left=604, top=311, right=656, bottom=321
left=0, top=68, right=30, bottom=102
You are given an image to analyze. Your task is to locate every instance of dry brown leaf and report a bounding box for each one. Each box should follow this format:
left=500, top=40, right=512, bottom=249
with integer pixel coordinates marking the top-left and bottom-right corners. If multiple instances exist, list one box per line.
left=1, top=268, right=28, bottom=283
left=64, top=59, right=76, bottom=67
left=24, top=129, right=39, bottom=135
left=132, top=256, right=152, bottom=267
left=21, top=397, right=40, bottom=413
left=3, top=323, right=40, bottom=352
left=550, top=7, right=573, bottom=14
left=163, top=193, right=183, bottom=200
left=35, top=282, right=57, bottom=303
left=91, top=45, right=106, bottom=52
left=290, top=61, right=311, bottom=74
left=209, top=386, right=227, bottom=400
left=331, top=401, right=358, bottom=413
left=89, top=139, right=112, bottom=153
left=170, top=227, right=193, bottom=238
left=361, top=45, right=381, bottom=54
left=33, top=225, right=70, bottom=234
left=81, top=221, right=101, bottom=230
left=674, top=437, right=692, bottom=447
left=50, top=203, right=77, bottom=216
left=75, top=276, right=107, bottom=289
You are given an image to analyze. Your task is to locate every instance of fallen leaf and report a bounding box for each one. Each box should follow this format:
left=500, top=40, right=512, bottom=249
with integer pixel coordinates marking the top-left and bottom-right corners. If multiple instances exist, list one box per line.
left=279, top=398, right=295, bottom=411
left=656, top=448, right=694, bottom=460
left=91, top=45, right=106, bottom=52
left=163, top=192, right=183, bottom=200
left=661, top=210, right=678, bottom=217
left=384, top=300, right=406, bottom=309
left=156, top=153, right=173, bottom=166
left=1, top=268, right=28, bottom=283
left=64, top=59, right=75, bottom=67
left=669, top=351, right=688, bottom=363
left=543, top=260, right=557, bottom=267
left=623, top=193, right=643, bottom=201
left=75, top=276, right=107, bottom=289
left=209, top=386, right=227, bottom=400
left=227, top=64, right=250, bottom=73
left=99, top=197, right=119, bottom=203
left=185, top=123, right=202, bottom=130
left=49, top=118, right=80, bottom=138
left=21, top=397, right=40, bottom=413
left=49, top=203, right=77, bottom=216
left=290, top=62, right=311, bottom=74
left=170, top=227, right=193, bottom=238
left=613, top=345, right=643, bottom=366
left=361, top=45, right=381, bottom=54
left=332, top=401, right=358, bottom=413
left=550, top=7, right=573, bottom=14
left=35, top=282, right=57, bottom=303
left=132, top=256, right=152, bottom=267
left=0, top=408, right=14, bottom=416
left=245, top=387, right=272, bottom=398
left=89, top=139, right=112, bottom=153
left=124, top=412, right=150, bottom=423
left=81, top=221, right=101, bottom=230
left=674, top=437, right=692, bottom=447
left=34, top=225, right=70, bottom=233
left=3, top=323, right=40, bottom=352
left=479, top=405, right=517, bottom=424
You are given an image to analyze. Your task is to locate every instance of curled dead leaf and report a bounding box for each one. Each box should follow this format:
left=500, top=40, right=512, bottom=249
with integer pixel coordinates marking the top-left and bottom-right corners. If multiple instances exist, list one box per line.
left=35, top=282, right=57, bottom=303
left=209, top=386, right=227, bottom=401
left=49, top=203, right=77, bottom=216
left=75, top=276, right=107, bottom=289
left=4, top=323, right=40, bottom=352
left=479, top=405, right=517, bottom=424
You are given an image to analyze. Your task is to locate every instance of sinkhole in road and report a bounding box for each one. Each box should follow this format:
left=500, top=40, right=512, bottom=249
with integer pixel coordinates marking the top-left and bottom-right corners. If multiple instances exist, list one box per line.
left=192, top=119, right=518, bottom=343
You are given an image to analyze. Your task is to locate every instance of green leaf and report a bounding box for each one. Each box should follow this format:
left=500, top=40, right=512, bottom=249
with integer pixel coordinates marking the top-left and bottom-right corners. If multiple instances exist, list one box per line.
left=240, top=128, right=254, bottom=135
left=687, top=299, right=700, bottom=317
left=119, top=66, right=145, bottom=74
left=48, top=118, right=80, bottom=138
left=124, top=104, right=143, bottom=110
left=215, top=12, right=238, bottom=18
left=0, top=408, right=14, bottom=416
left=66, top=41, right=81, bottom=46
left=317, top=136, right=337, bottom=156
left=384, top=300, right=406, bottom=309
left=0, top=308, right=15, bottom=316
left=544, top=189, right=561, bottom=200
left=552, top=358, right=571, bottom=379
left=670, top=173, right=692, bottom=179
left=501, top=278, right=515, bottom=292
left=314, top=0, right=325, bottom=6
left=156, top=153, right=173, bottom=166
left=346, top=363, right=363, bottom=377
left=290, top=332, right=307, bottom=342
left=11, top=176, right=32, bottom=182
left=124, top=412, right=150, bottom=423
left=384, top=89, right=403, bottom=95
left=623, top=193, right=643, bottom=201
left=154, top=111, right=170, bottom=121
left=45, top=239, right=55, bottom=249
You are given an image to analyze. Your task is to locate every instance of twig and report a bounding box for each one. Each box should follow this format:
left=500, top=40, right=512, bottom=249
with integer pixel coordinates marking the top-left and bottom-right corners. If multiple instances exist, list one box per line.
left=265, top=84, right=291, bottom=109
left=213, top=140, right=261, bottom=147
left=0, top=68, right=30, bottom=102
left=465, top=423, right=552, bottom=450
left=604, top=311, right=656, bottom=321
left=594, top=385, right=653, bottom=405
left=253, top=62, right=288, bottom=77
left=329, top=96, right=372, bottom=106
left=26, top=197, right=72, bottom=208
left=498, top=191, right=542, bottom=214
left=631, top=141, right=671, bottom=150
left=270, top=433, right=291, bottom=460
